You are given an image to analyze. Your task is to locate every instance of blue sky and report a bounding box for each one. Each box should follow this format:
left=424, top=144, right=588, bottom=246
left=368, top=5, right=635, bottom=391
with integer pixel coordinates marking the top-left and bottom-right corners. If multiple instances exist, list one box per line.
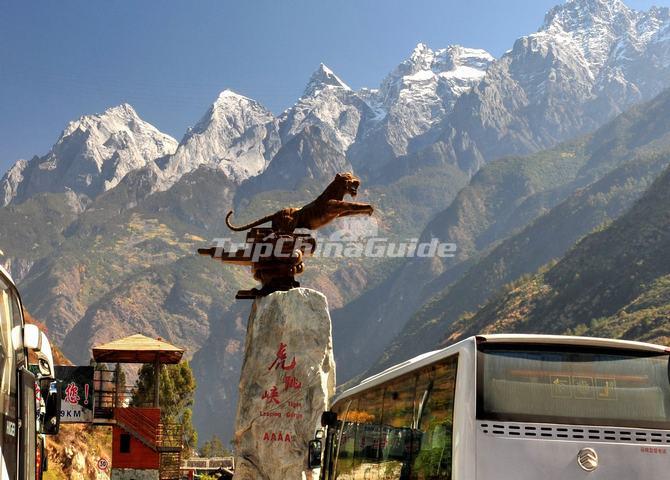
left=0, top=0, right=665, bottom=172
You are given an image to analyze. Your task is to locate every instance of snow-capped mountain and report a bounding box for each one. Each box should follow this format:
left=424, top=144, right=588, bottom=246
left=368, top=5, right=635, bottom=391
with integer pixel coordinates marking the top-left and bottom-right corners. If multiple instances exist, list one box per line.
left=162, top=90, right=280, bottom=186
left=348, top=43, right=494, bottom=169
left=1, top=104, right=177, bottom=205
left=379, top=44, right=493, bottom=108
left=278, top=64, right=374, bottom=156
left=542, top=0, right=670, bottom=98
left=441, top=0, right=670, bottom=168
left=303, top=63, right=351, bottom=97
left=6, top=0, right=670, bottom=207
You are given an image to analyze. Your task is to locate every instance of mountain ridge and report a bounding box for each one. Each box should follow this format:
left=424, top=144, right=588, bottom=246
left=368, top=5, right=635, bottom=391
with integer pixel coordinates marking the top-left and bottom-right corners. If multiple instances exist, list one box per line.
left=4, top=0, right=670, bottom=447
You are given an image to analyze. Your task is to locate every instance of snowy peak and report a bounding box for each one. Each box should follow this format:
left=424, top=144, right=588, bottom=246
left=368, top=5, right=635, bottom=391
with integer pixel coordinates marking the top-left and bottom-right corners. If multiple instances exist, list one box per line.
left=537, top=0, right=670, bottom=70
left=1, top=104, right=177, bottom=205
left=303, top=63, right=351, bottom=97
left=57, top=103, right=177, bottom=165
left=407, top=42, right=436, bottom=70
left=379, top=43, right=494, bottom=106
left=185, top=89, right=275, bottom=140
left=543, top=0, right=631, bottom=31
left=210, top=89, right=259, bottom=112
left=278, top=64, right=369, bottom=155
left=162, top=89, right=280, bottom=185
left=342, top=42, right=495, bottom=166
left=391, top=43, right=493, bottom=78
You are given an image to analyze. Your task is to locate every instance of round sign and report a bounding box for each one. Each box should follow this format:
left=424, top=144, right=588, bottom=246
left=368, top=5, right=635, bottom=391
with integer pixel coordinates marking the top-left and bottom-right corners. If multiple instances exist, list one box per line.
left=97, top=458, right=109, bottom=470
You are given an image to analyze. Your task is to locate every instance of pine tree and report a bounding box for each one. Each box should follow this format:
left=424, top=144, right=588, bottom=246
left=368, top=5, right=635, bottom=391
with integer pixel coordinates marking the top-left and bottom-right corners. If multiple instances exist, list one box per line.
left=200, top=434, right=231, bottom=457
left=132, top=361, right=198, bottom=456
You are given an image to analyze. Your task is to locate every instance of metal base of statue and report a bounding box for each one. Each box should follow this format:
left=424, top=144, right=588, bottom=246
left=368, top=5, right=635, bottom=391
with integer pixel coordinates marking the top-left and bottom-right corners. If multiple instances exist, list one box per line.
left=198, top=228, right=316, bottom=299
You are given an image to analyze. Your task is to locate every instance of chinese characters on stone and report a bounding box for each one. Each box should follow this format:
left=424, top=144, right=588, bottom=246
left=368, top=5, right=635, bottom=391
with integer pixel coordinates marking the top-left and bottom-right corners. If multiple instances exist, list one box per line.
left=268, top=342, right=296, bottom=371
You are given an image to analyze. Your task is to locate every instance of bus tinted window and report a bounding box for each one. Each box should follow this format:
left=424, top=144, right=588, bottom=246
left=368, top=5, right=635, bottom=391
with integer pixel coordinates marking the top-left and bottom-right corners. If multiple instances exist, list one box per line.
left=478, top=345, right=670, bottom=428
left=332, top=355, right=458, bottom=479
left=379, top=372, right=416, bottom=478
left=334, top=387, right=385, bottom=479
left=0, top=284, right=17, bottom=405
left=412, top=357, right=457, bottom=480
left=333, top=399, right=357, bottom=478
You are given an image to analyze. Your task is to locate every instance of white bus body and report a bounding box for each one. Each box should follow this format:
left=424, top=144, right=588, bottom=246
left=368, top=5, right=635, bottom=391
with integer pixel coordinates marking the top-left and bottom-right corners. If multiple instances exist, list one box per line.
left=319, top=334, right=670, bottom=479
left=0, top=264, right=59, bottom=480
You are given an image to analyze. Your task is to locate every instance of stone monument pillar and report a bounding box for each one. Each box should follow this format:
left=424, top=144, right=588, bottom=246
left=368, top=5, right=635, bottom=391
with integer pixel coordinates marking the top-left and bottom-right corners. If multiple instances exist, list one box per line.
left=233, top=288, right=336, bottom=480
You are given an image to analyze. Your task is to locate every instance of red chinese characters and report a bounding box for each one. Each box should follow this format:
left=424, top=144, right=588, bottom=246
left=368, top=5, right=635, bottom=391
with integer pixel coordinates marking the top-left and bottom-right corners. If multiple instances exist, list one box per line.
left=283, top=375, right=302, bottom=391
left=268, top=342, right=296, bottom=371
left=260, top=342, right=305, bottom=425
left=262, top=386, right=281, bottom=405
left=64, top=382, right=80, bottom=404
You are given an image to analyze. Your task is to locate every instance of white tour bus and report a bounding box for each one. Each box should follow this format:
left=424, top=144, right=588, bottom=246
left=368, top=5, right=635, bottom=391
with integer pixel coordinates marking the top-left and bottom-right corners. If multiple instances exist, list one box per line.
left=0, top=263, right=60, bottom=480
left=314, top=334, right=670, bottom=479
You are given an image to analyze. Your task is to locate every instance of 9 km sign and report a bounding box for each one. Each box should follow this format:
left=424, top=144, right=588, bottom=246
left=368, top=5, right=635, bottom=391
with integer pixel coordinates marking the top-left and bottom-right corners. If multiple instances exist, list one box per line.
left=56, top=366, right=95, bottom=423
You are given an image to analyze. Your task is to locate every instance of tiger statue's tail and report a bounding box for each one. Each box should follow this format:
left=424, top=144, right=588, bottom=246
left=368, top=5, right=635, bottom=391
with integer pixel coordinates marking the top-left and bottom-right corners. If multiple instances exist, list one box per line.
left=225, top=211, right=274, bottom=232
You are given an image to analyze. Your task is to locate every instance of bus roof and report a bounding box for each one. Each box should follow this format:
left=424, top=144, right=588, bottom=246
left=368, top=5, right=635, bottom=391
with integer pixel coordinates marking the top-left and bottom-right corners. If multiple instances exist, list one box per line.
left=477, top=334, right=669, bottom=352
left=333, top=334, right=669, bottom=405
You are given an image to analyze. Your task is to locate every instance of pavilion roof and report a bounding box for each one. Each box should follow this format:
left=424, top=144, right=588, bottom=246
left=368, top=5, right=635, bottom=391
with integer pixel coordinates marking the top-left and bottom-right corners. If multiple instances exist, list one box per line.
left=92, top=334, right=184, bottom=364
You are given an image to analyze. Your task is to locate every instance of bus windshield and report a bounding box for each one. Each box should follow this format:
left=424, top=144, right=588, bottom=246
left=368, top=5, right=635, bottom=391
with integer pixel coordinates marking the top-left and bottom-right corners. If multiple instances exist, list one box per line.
left=477, top=344, right=670, bottom=429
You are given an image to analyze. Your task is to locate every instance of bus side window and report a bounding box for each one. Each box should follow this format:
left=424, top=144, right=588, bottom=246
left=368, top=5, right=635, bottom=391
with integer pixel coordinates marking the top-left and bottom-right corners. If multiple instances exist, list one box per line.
left=0, top=289, right=16, bottom=404
left=380, top=373, right=416, bottom=478
left=334, top=386, right=385, bottom=479
left=353, top=387, right=384, bottom=474
left=412, top=355, right=458, bottom=480
left=334, top=399, right=358, bottom=479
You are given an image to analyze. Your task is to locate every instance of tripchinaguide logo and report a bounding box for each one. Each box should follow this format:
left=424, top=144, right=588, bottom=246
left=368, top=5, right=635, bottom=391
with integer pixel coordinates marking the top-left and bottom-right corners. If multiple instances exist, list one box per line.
left=212, top=217, right=457, bottom=260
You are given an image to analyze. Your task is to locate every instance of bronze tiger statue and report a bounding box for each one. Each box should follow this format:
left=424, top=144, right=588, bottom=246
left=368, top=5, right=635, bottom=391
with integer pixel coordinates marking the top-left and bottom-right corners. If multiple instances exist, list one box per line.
left=225, top=172, right=374, bottom=234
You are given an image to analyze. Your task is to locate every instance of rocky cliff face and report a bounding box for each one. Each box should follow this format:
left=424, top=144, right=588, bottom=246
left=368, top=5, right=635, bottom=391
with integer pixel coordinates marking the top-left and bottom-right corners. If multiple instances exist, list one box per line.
left=46, top=425, right=112, bottom=480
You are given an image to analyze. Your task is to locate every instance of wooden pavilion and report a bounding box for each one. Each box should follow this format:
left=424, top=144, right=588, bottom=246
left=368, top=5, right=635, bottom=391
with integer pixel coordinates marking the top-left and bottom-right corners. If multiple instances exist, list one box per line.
left=92, top=334, right=185, bottom=480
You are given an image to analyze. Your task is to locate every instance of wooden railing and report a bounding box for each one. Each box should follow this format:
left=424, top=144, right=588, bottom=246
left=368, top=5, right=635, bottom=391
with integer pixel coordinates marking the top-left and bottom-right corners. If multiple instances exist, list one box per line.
left=115, top=407, right=183, bottom=480
left=115, top=407, right=161, bottom=448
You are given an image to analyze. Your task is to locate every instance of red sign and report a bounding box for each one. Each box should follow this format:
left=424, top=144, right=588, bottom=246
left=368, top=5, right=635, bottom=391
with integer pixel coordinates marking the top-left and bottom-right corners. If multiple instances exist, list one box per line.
left=97, top=458, right=109, bottom=470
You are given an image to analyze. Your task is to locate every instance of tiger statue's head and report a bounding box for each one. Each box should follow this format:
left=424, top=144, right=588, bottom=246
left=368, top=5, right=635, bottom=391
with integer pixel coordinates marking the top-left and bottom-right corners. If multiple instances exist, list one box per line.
left=333, top=172, right=361, bottom=198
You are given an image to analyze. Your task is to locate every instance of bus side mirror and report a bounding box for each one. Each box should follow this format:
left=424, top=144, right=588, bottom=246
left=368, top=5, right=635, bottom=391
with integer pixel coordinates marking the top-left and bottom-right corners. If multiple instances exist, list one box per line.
left=308, top=438, right=323, bottom=469
left=42, top=380, right=61, bottom=435
left=308, top=429, right=325, bottom=469
left=18, top=325, right=55, bottom=377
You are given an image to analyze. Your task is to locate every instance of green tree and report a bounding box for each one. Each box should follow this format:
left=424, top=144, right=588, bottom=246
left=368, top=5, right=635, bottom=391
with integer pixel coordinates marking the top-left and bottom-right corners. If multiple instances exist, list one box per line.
left=200, top=434, right=232, bottom=458
left=132, top=361, right=198, bottom=456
